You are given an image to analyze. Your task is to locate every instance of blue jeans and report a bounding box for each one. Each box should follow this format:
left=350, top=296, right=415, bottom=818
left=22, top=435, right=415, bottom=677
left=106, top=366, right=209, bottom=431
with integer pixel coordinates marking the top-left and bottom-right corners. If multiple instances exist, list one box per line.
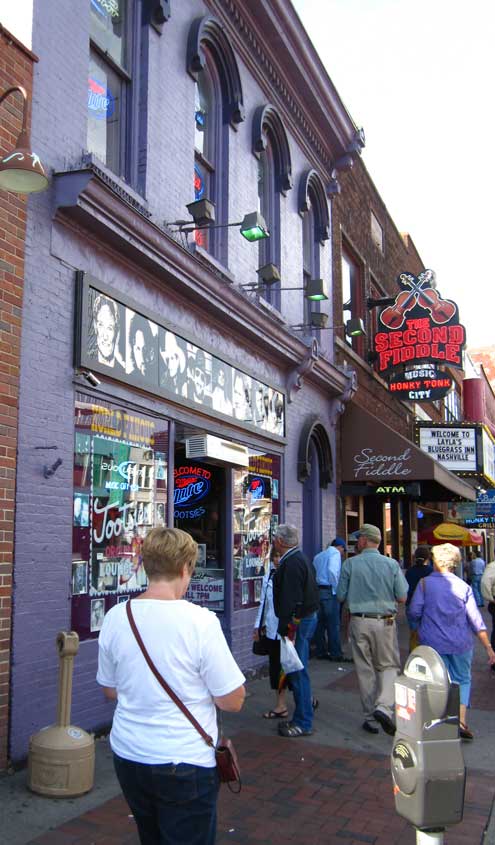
left=113, top=754, right=219, bottom=845
left=439, top=650, right=473, bottom=707
left=288, top=612, right=317, bottom=732
left=471, top=574, right=484, bottom=607
left=315, top=590, right=341, bottom=657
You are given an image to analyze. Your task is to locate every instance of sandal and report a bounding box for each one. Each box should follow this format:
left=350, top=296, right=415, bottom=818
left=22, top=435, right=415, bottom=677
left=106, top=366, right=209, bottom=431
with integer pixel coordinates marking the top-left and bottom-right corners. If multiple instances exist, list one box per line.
left=262, top=709, right=289, bottom=719
left=459, top=722, right=474, bottom=741
left=278, top=722, right=313, bottom=738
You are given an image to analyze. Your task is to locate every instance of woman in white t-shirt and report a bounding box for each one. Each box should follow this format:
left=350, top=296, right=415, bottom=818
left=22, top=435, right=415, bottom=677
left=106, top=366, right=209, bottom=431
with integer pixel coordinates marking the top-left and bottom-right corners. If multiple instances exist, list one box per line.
left=97, top=527, right=245, bottom=845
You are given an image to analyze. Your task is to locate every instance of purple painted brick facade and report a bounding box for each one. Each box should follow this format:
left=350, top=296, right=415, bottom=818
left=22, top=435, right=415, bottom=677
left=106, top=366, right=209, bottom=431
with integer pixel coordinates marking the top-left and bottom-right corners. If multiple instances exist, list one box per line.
left=10, top=0, right=358, bottom=761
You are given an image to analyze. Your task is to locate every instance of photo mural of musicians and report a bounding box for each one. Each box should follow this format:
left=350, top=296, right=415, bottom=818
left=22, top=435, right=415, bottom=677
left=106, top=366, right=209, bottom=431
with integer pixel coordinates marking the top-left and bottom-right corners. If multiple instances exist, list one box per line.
left=87, top=291, right=126, bottom=374
left=187, top=345, right=213, bottom=407
left=159, top=329, right=188, bottom=397
left=233, top=370, right=253, bottom=423
left=125, top=310, right=159, bottom=387
left=211, top=360, right=233, bottom=416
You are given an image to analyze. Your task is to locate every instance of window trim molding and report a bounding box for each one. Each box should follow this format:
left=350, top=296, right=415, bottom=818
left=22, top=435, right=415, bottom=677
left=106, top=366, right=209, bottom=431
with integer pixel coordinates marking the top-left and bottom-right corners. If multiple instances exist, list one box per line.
left=252, top=104, right=292, bottom=195
left=187, top=15, right=245, bottom=128
left=298, top=169, right=329, bottom=242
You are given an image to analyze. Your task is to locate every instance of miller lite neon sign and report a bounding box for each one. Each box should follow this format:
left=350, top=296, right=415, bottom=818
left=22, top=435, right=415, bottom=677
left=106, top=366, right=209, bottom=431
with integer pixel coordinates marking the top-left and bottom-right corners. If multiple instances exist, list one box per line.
left=173, top=466, right=211, bottom=507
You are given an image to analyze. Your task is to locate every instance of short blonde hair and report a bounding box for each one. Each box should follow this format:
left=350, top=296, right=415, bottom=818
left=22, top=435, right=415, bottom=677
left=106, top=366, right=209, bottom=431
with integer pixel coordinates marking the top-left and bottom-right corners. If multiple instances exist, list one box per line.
left=432, top=543, right=460, bottom=572
left=142, top=527, right=198, bottom=580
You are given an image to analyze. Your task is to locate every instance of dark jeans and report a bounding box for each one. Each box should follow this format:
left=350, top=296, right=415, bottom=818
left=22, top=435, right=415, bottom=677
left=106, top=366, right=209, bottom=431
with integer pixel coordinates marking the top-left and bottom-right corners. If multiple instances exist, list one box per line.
left=267, top=637, right=282, bottom=690
left=288, top=612, right=317, bottom=732
left=113, top=753, right=219, bottom=845
left=315, top=590, right=341, bottom=657
left=489, top=603, right=495, bottom=650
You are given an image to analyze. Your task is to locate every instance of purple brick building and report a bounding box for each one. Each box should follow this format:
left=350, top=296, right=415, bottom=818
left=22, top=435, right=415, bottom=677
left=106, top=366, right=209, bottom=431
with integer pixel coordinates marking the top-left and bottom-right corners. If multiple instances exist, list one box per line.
left=10, top=0, right=362, bottom=762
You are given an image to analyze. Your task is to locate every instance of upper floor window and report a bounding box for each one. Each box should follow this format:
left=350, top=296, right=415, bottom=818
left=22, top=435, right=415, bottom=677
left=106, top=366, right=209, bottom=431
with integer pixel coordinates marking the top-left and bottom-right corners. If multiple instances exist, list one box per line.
left=187, top=16, right=245, bottom=265
left=88, top=0, right=142, bottom=183
left=252, top=105, right=292, bottom=309
left=299, top=170, right=329, bottom=330
left=370, top=210, right=384, bottom=252
left=341, top=242, right=364, bottom=354
left=444, top=388, right=461, bottom=421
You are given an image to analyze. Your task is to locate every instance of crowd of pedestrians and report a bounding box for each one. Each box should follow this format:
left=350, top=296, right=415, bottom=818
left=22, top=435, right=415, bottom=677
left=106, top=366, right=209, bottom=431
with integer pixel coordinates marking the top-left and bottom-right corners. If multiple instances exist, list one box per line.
left=96, top=522, right=495, bottom=844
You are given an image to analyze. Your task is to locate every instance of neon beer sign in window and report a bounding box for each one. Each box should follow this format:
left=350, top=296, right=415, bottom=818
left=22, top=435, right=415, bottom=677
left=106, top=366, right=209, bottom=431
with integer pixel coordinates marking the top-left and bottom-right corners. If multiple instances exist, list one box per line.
left=173, top=466, right=211, bottom=507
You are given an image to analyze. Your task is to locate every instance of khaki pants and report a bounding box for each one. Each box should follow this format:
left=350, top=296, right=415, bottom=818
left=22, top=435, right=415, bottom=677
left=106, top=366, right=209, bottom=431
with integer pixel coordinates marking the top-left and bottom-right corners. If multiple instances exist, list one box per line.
left=350, top=615, right=401, bottom=721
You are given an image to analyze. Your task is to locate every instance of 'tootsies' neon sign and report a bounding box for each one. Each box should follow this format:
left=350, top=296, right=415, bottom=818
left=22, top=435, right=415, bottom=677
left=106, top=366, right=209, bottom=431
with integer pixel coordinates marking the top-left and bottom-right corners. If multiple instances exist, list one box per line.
left=173, top=466, right=211, bottom=507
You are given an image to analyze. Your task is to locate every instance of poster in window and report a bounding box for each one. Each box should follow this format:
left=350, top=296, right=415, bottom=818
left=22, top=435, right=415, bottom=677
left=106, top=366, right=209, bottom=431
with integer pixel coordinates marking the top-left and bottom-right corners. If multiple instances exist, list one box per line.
left=90, top=598, right=105, bottom=632
left=71, top=560, right=88, bottom=596
left=73, top=493, right=90, bottom=527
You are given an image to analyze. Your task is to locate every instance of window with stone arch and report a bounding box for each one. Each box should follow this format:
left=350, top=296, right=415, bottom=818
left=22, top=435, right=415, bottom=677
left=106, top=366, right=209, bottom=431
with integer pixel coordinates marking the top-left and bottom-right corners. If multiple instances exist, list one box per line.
left=187, top=16, right=244, bottom=265
left=299, top=169, right=329, bottom=330
left=252, top=105, right=292, bottom=309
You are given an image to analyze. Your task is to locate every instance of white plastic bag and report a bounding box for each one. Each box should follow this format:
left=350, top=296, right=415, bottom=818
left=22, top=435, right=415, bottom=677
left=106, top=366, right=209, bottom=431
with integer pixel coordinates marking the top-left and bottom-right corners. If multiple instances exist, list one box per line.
left=280, top=636, right=304, bottom=674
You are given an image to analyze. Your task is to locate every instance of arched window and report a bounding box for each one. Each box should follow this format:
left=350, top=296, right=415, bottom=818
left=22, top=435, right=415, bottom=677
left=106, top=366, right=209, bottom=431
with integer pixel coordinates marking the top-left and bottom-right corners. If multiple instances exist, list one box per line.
left=299, top=170, right=329, bottom=330
left=252, top=105, right=292, bottom=308
left=187, top=16, right=244, bottom=265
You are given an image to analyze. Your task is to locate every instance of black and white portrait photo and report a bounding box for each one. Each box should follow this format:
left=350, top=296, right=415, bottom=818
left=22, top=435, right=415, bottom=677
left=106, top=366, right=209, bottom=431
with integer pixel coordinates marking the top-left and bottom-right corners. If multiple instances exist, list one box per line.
left=73, top=493, right=89, bottom=527
left=90, top=598, right=105, bottom=632
left=253, top=382, right=269, bottom=429
left=159, top=330, right=188, bottom=397
left=211, top=359, right=233, bottom=416
left=241, top=580, right=250, bottom=606
left=87, top=291, right=125, bottom=374
left=232, top=371, right=253, bottom=422
left=71, top=560, right=88, bottom=596
left=187, top=346, right=212, bottom=407
left=155, top=502, right=166, bottom=526
left=126, top=309, right=159, bottom=386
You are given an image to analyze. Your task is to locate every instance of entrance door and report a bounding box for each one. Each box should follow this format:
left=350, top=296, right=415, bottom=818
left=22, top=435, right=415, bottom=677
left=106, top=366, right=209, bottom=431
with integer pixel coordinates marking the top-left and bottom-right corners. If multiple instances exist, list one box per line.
left=302, top=438, right=322, bottom=561
left=173, top=449, right=226, bottom=614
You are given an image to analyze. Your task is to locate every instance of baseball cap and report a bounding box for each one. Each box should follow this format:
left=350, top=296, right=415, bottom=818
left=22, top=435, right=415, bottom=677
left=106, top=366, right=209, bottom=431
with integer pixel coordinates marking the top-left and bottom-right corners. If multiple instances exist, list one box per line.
left=332, top=537, right=347, bottom=550
left=357, top=524, right=381, bottom=543
left=414, top=545, right=430, bottom=562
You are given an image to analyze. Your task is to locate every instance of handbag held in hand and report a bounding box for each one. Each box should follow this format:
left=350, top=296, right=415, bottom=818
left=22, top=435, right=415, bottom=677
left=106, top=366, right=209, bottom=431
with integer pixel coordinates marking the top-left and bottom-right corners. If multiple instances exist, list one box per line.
left=126, top=600, right=241, bottom=792
left=252, top=627, right=270, bottom=656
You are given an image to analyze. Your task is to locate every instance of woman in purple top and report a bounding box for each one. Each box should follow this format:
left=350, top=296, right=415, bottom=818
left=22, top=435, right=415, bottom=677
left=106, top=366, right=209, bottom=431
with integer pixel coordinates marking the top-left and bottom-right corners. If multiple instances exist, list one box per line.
left=408, top=543, right=495, bottom=741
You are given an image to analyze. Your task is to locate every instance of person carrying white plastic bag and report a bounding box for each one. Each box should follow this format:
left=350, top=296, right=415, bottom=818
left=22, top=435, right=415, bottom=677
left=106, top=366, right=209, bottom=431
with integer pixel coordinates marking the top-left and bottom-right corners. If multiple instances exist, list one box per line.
left=280, top=636, right=304, bottom=674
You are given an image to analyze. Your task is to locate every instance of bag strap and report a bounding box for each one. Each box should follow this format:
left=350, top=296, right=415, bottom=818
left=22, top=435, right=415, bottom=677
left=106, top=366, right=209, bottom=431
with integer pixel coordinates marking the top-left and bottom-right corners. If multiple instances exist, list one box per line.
left=126, top=599, right=214, bottom=747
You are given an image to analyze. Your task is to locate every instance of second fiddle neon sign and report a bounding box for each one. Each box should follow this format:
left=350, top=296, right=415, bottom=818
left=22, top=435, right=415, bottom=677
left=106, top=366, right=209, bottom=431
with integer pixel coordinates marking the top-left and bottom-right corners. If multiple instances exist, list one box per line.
left=372, top=269, right=466, bottom=388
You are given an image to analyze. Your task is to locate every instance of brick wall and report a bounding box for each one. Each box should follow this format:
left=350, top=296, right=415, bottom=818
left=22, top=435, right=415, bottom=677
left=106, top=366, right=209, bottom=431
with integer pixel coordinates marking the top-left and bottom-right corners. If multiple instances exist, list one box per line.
left=0, top=25, right=36, bottom=769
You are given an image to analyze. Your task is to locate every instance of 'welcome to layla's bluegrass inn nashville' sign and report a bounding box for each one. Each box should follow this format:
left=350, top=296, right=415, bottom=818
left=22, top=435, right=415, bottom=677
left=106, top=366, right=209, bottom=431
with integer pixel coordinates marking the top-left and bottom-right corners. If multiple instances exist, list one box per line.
left=372, top=270, right=465, bottom=401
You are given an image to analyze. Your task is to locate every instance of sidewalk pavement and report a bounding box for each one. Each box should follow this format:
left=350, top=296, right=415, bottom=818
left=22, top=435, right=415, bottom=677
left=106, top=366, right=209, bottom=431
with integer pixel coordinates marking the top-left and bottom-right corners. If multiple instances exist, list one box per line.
left=2, top=606, right=495, bottom=844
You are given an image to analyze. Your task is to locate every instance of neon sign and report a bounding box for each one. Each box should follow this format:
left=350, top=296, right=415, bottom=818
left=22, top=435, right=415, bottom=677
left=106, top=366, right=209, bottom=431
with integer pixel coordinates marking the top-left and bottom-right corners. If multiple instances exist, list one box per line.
left=88, top=78, right=115, bottom=120
left=248, top=478, right=265, bottom=500
left=173, top=466, right=211, bottom=507
left=194, top=164, right=204, bottom=200
left=373, top=270, right=466, bottom=385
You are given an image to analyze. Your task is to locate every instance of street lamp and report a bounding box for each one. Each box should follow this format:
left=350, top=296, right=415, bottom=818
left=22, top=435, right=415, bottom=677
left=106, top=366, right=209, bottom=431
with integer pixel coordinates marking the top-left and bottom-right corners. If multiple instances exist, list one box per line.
left=167, top=208, right=269, bottom=242
left=0, top=86, right=48, bottom=194
left=241, top=275, right=329, bottom=301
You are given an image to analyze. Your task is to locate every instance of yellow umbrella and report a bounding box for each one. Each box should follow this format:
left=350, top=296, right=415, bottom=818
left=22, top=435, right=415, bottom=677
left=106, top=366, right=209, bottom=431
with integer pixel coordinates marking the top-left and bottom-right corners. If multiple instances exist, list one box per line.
left=432, top=522, right=471, bottom=542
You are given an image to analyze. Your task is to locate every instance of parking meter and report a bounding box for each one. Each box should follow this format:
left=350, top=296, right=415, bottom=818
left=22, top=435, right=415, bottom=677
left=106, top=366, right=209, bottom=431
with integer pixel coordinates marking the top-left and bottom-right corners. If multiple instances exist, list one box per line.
left=391, top=646, right=465, bottom=838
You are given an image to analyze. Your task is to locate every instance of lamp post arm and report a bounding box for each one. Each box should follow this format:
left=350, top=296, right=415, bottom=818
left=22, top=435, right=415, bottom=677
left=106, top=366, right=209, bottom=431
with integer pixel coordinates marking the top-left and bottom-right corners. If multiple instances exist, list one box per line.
left=0, top=86, right=28, bottom=136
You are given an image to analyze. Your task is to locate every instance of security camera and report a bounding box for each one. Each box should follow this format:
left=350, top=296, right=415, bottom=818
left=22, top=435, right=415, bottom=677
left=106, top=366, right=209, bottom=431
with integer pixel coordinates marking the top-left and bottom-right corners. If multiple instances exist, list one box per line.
left=77, top=369, right=101, bottom=387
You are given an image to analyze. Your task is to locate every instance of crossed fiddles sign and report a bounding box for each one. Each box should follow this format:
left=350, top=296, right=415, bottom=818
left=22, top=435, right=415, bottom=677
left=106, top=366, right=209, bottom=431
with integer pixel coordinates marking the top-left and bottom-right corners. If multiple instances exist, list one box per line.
left=379, top=269, right=457, bottom=330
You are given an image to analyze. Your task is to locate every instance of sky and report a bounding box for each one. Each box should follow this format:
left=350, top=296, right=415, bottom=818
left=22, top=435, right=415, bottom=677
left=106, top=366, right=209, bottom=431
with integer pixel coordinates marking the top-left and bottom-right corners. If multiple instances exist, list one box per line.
left=292, top=0, right=495, bottom=350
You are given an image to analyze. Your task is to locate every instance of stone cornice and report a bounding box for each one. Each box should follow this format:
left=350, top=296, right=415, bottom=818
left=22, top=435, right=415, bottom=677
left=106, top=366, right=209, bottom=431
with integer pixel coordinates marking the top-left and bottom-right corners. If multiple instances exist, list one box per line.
left=209, top=0, right=358, bottom=175
left=53, top=166, right=349, bottom=398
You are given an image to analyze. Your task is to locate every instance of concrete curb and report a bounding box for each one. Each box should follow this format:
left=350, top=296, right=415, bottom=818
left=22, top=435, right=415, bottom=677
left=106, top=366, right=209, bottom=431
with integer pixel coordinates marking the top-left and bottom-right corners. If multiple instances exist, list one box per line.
left=482, top=792, right=495, bottom=844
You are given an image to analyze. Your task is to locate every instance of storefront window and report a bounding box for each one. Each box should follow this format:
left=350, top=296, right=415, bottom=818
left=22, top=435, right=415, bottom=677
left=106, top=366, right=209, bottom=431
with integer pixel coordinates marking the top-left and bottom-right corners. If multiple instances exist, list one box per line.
left=72, top=393, right=168, bottom=639
left=233, top=454, right=281, bottom=610
left=173, top=453, right=225, bottom=612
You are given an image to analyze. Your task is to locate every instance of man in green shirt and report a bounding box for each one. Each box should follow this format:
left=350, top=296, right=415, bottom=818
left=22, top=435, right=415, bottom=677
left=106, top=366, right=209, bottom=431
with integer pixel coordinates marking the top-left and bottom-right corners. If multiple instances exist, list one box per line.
left=337, top=524, right=408, bottom=736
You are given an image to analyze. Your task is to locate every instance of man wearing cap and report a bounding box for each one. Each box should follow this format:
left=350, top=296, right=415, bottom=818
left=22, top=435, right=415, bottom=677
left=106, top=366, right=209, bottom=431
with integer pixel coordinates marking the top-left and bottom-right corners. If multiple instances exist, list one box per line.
left=313, top=541, right=346, bottom=662
left=337, top=524, right=408, bottom=736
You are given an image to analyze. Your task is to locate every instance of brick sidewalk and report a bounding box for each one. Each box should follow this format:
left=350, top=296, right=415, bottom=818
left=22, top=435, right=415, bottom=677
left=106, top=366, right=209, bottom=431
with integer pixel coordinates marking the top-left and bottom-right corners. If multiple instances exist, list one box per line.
left=28, top=731, right=492, bottom=845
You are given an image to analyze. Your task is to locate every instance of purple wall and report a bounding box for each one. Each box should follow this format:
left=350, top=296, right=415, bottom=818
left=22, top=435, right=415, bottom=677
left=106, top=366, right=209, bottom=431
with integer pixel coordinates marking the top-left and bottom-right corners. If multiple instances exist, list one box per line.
left=10, top=0, right=346, bottom=761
